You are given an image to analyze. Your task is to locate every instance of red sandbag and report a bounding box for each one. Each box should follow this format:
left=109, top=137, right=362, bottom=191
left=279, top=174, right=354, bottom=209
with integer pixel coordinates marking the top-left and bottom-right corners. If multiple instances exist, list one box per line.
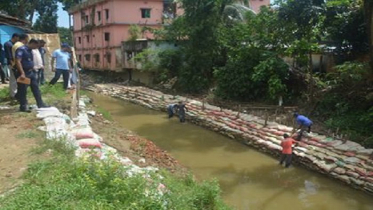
left=77, top=138, right=102, bottom=149
left=239, top=127, right=249, bottom=132
left=249, top=124, right=258, bottom=129
left=344, top=152, right=356, bottom=157
left=72, top=128, right=95, bottom=139
left=355, top=167, right=367, bottom=176
left=271, top=131, right=284, bottom=136
left=346, top=170, right=360, bottom=179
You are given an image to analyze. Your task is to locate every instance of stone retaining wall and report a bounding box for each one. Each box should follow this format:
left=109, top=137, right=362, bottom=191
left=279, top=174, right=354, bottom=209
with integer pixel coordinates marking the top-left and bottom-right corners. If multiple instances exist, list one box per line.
left=88, top=84, right=373, bottom=194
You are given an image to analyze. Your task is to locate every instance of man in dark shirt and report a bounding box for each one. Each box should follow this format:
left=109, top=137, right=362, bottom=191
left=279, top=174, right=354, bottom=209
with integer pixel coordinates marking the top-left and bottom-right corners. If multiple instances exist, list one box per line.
left=177, top=101, right=188, bottom=123
left=15, top=39, right=48, bottom=112
left=4, top=33, right=19, bottom=66
left=4, top=33, right=19, bottom=95
left=0, top=43, right=6, bottom=84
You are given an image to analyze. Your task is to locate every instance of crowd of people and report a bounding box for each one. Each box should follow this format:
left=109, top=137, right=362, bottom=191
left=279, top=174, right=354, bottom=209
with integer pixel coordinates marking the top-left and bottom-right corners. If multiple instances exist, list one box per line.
left=0, top=33, right=77, bottom=112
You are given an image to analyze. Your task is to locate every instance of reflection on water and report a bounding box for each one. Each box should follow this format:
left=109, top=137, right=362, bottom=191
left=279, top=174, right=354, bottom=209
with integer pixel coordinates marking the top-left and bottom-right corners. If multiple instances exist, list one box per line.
left=91, top=94, right=373, bottom=210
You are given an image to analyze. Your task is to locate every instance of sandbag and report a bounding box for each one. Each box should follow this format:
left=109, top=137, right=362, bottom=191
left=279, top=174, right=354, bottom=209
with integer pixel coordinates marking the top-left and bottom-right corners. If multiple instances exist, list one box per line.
left=77, top=138, right=102, bottom=148
left=71, top=127, right=94, bottom=139
left=346, top=170, right=360, bottom=179
left=333, top=167, right=346, bottom=175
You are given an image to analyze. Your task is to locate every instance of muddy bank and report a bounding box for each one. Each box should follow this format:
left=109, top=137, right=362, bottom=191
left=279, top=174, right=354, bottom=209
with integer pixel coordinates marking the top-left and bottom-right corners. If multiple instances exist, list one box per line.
left=89, top=110, right=186, bottom=173
left=87, top=83, right=373, bottom=195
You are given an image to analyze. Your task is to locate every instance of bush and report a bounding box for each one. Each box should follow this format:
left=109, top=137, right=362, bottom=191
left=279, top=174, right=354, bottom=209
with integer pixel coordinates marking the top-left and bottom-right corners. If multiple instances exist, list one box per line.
left=0, top=155, right=230, bottom=210
left=315, top=61, right=373, bottom=147
left=214, top=48, right=289, bottom=101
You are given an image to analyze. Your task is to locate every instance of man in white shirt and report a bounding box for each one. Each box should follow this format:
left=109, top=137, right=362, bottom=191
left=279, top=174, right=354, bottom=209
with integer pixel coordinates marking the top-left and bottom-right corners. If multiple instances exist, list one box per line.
left=32, top=40, right=43, bottom=85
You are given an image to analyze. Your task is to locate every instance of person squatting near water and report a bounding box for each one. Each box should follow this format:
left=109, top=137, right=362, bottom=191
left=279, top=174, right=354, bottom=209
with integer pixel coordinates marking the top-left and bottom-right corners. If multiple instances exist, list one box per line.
left=167, top=101, right=188, bottom=122
left=15, top=39, right=49, bottom=112
left=167, top=103, right=179, bottom=118
left=293, top=113, right=313, bottom=141
left=279, top=133, right=298, bottom=168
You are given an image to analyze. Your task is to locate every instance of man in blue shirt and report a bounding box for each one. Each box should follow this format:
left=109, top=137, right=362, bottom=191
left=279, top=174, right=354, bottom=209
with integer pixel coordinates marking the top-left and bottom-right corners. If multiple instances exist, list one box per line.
left=294, top=113, right=313, bottom=140
left=49, top=43, right=72, bottom=89
left=15, top=39, right=48, bottom=112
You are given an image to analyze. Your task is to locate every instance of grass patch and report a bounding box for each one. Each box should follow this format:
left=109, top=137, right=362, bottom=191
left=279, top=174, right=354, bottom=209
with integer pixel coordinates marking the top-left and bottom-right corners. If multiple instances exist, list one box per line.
left=16, top=130, right=40, bottom=139
left=97, top=107, right=112, bottom=121
left=39, top=83, right=67, bottom=99
left=0, top=88, right=11, bottom=104
left=30, top=137, right=76, bottom=156
left=0, top=154, right=230, bottom=210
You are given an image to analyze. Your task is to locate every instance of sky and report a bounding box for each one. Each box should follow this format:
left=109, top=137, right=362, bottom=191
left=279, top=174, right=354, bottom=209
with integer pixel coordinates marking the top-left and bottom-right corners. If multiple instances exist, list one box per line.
left=33, top=2, right=70, bottom=28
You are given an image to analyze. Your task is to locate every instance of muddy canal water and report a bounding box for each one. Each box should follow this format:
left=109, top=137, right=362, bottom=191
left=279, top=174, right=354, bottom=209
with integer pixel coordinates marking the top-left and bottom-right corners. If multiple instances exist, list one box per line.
left=91, top=94, right=373, bottom=210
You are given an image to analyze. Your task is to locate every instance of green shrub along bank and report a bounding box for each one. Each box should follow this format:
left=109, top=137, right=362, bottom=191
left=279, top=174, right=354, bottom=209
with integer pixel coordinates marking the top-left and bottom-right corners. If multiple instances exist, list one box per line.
left=0, top=143, right=230, bottom=210
left=314, top=62, right=373, bottom=147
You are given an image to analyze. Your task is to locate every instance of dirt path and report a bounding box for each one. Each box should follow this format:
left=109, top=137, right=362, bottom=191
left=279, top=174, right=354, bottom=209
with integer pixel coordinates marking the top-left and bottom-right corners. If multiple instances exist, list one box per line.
left=0, top=112, right=45, bottom=194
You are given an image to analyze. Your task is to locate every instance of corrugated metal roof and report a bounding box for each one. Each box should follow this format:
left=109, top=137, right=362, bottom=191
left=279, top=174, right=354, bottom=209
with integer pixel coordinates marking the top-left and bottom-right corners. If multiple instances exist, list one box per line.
left=0, top=12, right=32, bottom=32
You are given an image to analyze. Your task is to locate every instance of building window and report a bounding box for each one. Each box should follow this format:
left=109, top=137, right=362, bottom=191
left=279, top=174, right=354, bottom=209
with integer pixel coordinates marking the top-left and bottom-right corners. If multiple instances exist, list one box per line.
left=141, top=8, right=151, bottom=18
left=86, top=35, right=90, bottom=43
left=94, top=53, right=100, bottom=62
left=85, top=54, right=91, bottom=61
left=97, top=11, right=101, bottom=22
left=84, top=15, right=89, bottom=24
left=106, top=53, right=111, bottom=63
left=78, top=54, right=82, bottom=61
left=105, top=9, right=109, bottom=20
left=104, top=32, right=110, bottom=41
left=78, top=37, right=81, bottom=44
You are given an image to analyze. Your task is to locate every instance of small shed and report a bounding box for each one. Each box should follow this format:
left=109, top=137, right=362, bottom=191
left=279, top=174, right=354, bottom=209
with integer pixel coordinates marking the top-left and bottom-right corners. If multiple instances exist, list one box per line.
left=0, top=12, right=32, bottom=45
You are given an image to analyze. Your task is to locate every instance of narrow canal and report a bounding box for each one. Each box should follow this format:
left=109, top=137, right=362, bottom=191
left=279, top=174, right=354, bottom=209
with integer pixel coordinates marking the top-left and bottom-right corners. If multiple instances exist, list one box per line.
left=91, top=94, right=373, bottom=210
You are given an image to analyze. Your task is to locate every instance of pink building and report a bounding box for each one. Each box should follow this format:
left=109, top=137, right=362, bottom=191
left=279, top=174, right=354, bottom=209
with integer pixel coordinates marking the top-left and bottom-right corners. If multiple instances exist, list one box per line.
left=69, top=0, right=179, bottom=71
left=69, top=0, right=269, bottom=72
left=250, top=0, right=270, bottom=14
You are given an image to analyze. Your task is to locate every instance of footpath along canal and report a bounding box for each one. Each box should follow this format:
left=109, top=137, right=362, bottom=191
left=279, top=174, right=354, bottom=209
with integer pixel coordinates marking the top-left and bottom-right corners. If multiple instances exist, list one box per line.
left=89, top=92, right=373, bottom=210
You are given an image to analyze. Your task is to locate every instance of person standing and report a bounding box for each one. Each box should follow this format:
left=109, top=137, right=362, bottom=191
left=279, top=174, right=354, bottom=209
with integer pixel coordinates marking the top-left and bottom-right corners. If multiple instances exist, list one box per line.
left=49, top=43, right=72, bottom=90
left=15, top=39, right=48, bottom=112
left=11, top=34, right=29, bottom=99
left=293, top=113, right=313, bottom=141
left=177, top=101, right=188, bottom=123
left=0, top=43, right=6, bottom=84
left=32, top=40, right=44, bottom=84
left=4, top=33, right=20, bottom=97
left=38, top=40, right=46, bottom=85
left=279, top=133, right=297, bottom=168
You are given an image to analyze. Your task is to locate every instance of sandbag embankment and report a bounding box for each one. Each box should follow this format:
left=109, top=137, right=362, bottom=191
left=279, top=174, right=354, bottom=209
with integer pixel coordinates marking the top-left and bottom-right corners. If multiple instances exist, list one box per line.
left=87, top=84, right=373, bottom=194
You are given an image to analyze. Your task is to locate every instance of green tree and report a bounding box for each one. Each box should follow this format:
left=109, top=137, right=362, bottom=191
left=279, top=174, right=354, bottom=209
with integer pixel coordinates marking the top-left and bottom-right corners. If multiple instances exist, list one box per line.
left=0, top=0, right=37, bottom=22
left=33, top=0, right=58, bottom=33
left=58, top=0, right=80, bottom=11
left=58, top=27, right=72, bottom=45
